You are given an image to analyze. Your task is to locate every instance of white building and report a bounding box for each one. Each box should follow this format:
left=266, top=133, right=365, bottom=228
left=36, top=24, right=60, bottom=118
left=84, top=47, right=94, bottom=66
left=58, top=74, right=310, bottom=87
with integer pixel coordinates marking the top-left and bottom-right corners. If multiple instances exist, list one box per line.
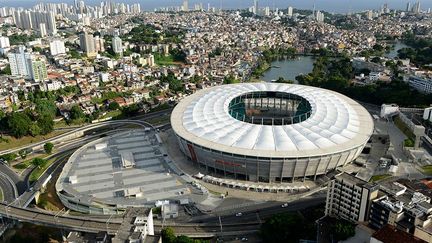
left=0, top=36, right=10, bottom=48
left=8, top=46, right=32, bottom=77
left=79, top=32, right=96, bottom=57
left=380, top=104, right=399, bottom=118
left=182, top=0, right=189, bottom=11
left=49, top=39, right=66, bottom=56
left=287, top=6, right=293, bottom=17
left=325, top=172, right=379, bottom=223
left=112, top=36, right=123, bottom=55
left=409, top=76, right=432, bottom=94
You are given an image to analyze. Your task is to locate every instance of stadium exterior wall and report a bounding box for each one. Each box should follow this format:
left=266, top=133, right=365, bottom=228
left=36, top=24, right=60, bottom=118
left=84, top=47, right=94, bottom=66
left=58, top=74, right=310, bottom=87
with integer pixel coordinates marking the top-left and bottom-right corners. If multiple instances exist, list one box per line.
left=175, top=134, right=366, bottom=182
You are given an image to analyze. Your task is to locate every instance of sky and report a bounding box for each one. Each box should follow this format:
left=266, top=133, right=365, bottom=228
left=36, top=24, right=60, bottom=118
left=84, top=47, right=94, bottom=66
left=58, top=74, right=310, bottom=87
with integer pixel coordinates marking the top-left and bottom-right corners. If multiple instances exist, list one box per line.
left=1, top=0, right=432, bottom=13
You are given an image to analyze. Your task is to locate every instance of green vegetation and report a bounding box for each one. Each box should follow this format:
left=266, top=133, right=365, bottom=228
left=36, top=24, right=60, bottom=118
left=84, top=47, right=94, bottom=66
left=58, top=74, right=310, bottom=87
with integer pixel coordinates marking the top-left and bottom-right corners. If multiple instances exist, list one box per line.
left=161, top=72, right=184, bottom=92
left=154, top=53, right=179, bottom=66
left=251, top=47, right=297, bottom=79
left=275, top=77, right=294, bottom=84
left=296, top=56, right=432, bottom=107
left=6, top=222, right=62, bottom=243
left=161, top=227, right=207, bottom=243
left=68, top=49, right=82, bottom=59
left=29, top=158, right=54, bottom=183
left=44, top=142, right=54, bottom=154
left=404, top=138, right=415, bottom=147
left=394, top=116, right=415, bottom=141
left=330, top=219, right=356, bottom=241
left=125, top=24, right=183, bottom=44
left=422, top=165, right=432, bottom=175
left=260, top=207, right=324, bottom=243
left=0, top=130, right=65, bottom=151
left=0, top=64, right=11, bottom=75
left=9, top=33, right=37, bottom=45
left=223, top=75, right=240, bottom=84
left=400, top=32, right=432, bottom=68
left=370, top=174, right=392, bottom=182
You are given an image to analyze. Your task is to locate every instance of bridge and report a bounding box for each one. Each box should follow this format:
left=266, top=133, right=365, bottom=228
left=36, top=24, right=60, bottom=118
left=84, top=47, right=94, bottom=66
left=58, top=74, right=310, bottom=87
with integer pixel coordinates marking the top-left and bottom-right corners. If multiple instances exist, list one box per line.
left=0, top=110, right=170, bottom=157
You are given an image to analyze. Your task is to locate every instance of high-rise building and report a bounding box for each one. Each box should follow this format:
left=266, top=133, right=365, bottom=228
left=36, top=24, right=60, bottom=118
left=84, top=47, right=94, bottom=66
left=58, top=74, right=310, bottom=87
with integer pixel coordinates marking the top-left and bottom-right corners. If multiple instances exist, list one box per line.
left=112, top=36, right=123, bottom=55
left=94, top=36, right=105, bottom=53
left=0, top=36, right=10, bottom=48
left=49, top=39, right=66, bottom=56
left=30, top=59, right=48, bottom=82
left=316, top=10, right=325, bottom=23
left=182, top=0, right=189, bottom=11
left=264, top=6, right=270, bottom=16
left=325, top=172, right=379, bottom=223
left=8, top=46, right=32, bottom=77
left=254, top=0, right=258, bottom=14
left=406, top=2, right=412, bottom=12
left=287, top=6, right=293, bottom=17
left=79, top=32, right=96, bottom=57
left=366, top=10, right=373, bottom=20
left=39, top=23, right=47, bottom=37
left=414, top=1, right=421, bottom=13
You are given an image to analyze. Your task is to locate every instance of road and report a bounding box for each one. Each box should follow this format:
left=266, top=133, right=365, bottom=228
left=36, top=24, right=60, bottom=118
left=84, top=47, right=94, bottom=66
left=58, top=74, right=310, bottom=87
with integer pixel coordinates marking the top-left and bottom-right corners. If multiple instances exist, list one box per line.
left=188, top=194, right=326, bottom=225
left=0, top=173, right=16, bottom=203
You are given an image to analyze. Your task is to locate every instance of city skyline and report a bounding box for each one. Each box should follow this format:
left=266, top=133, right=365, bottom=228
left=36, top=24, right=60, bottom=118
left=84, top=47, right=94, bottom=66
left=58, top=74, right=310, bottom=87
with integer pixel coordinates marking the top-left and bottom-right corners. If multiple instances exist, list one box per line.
left=2, top=0, right=432, bottom=13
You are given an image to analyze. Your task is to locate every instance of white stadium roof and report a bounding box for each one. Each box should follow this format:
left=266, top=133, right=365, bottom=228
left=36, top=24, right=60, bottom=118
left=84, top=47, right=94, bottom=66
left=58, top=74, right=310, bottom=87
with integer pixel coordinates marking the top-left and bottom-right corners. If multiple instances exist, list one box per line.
left=171, top=83, right=374, bottom=158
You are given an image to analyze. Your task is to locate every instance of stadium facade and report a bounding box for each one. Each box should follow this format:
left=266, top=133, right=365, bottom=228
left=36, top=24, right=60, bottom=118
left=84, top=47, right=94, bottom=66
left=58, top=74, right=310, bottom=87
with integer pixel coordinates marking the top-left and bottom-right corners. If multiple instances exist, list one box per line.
left=171, top=83, right=374, bottom=183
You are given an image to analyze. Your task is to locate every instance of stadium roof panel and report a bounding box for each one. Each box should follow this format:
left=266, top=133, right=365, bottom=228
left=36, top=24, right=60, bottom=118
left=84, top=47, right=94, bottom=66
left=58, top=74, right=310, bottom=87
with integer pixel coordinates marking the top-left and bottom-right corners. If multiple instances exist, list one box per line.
left=171, top=83, right=374, bottom=158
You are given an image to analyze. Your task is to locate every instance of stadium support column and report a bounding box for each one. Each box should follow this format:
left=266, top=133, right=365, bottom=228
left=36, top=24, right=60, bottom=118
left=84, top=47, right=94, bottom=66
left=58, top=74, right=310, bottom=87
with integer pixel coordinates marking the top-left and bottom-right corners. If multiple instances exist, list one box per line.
left=292, top=158, right=298, bottom=183
left=303, top=158, right=310, bottom=181
left=313, top=157, right=322, bottom=181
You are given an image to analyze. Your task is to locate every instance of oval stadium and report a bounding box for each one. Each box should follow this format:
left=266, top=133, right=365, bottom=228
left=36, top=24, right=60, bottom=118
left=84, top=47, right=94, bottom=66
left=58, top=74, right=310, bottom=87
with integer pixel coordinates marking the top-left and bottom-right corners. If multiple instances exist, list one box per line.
left=171, top=83, right=374, bottom=183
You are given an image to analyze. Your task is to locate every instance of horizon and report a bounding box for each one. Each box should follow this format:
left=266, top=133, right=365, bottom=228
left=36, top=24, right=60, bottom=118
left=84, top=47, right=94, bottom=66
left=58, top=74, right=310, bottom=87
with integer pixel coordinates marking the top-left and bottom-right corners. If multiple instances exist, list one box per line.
left=2, top=0, right=432, bottom=14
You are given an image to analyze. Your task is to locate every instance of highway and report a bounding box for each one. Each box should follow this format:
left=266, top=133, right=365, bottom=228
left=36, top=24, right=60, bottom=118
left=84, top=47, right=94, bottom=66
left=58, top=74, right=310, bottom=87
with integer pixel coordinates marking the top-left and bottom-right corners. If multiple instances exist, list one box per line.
left=0, top=108, right=172, bottom=157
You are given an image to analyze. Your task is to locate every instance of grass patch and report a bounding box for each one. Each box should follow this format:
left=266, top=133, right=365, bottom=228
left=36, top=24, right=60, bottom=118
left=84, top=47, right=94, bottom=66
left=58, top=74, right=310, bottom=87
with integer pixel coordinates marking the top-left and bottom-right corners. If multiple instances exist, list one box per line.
left=29, top=158, right=55, bottom=183
left=145, top=116, right=171, bottom=125
left=370, top=174, right=392, bottom=182
left=0, top=131, right=66, bottom=151
left=154, top=53, right=181, bottom=66
left=394, top=116, right=415, bottom=140
left=0, top=188, right=3, bottom=201
left=101, top=110, right=122, bottom=120
left=12, top=159, right=33, bottom=172
left=422, top=165, right=432, bottom=176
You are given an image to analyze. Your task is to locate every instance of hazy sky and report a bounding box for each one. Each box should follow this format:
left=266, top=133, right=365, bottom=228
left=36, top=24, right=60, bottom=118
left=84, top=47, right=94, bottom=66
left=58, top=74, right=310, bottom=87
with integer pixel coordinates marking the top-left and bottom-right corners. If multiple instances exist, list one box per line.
left=2, top=0, right=432, bottom=13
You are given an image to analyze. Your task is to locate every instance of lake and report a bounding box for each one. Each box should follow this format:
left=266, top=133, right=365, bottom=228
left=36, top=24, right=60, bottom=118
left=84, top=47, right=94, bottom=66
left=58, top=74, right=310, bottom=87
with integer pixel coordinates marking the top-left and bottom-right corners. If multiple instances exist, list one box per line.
left=262, top=56, right=315, bottom=83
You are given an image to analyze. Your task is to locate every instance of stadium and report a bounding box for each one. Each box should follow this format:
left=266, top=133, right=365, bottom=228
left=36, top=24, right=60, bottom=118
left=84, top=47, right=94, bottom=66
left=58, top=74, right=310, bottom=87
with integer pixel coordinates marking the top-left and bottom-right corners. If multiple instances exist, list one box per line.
left=171, top=83, right=374, bottom=183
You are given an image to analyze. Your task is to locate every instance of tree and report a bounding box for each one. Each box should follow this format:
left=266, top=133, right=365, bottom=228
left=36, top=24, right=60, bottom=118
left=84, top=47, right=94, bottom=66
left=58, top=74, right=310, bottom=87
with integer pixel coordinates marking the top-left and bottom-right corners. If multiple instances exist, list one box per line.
left=108, top=101, right=120, bottom=111
left=7, top=112, right=32, bottom=138
left=29, top=123, right=41, bottom=137
left=44, top=142, right=54, bottom=154
left=161, top=227, right=176, bottom=243
left=70, top=105, right=85, bottom=120
left=18, top=149, right=28, bottom=159
left=35, top=99, right=57, bottom=118
left=37, top=115, right=54, bottom=135
left=223, top=75, right=240, bottom=84
left=0, top=64, right=11, bottom=75
left=275, top=77, right=293, bottom=84
left=331, top=220, right=356, bottom=241
left=31, top=157, right=47, bottom=168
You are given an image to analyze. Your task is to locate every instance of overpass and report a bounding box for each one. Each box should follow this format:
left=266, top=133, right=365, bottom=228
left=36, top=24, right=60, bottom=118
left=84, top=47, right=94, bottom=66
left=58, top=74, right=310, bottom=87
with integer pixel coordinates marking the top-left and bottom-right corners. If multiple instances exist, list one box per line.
left=0, top=110, right=171, bottom=157
left=0, top=202, right=260, bottom=237
left=0, top=203, right=122, bottom=234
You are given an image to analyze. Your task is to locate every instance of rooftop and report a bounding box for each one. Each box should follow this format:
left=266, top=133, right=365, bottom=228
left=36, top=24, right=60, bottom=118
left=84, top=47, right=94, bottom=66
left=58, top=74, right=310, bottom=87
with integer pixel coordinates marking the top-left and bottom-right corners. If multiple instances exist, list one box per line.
left=56, top=129, right=190, bottom=207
